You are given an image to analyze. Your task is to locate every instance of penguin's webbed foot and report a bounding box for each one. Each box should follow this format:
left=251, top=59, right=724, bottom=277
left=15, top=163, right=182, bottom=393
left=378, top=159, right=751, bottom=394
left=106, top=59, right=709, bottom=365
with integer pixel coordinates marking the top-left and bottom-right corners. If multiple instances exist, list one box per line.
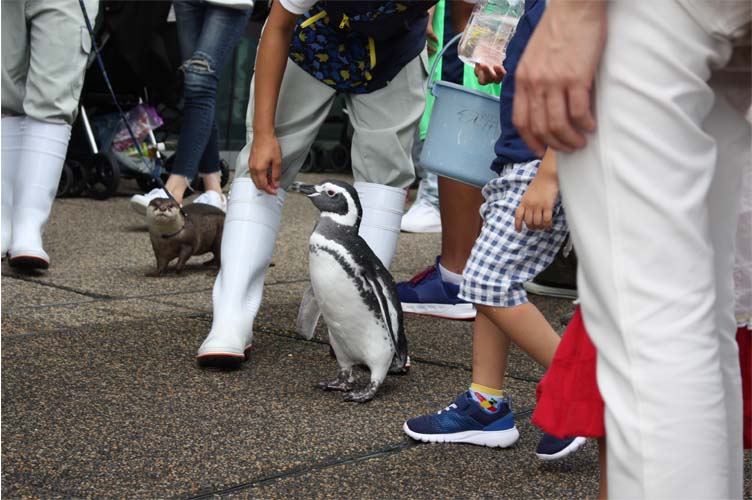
left=315, top=370, right=353, bottom=392
left=343, top=381, right=379, bottom=403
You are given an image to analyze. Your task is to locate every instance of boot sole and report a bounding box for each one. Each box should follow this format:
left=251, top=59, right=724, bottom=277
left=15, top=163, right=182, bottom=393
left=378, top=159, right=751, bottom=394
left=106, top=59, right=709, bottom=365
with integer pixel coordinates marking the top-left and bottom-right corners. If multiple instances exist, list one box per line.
left=403, top=422, right=520, bottom=447
left=9, top=254, right=49, bottom=270
left=196, top=345, right=252, bottom=368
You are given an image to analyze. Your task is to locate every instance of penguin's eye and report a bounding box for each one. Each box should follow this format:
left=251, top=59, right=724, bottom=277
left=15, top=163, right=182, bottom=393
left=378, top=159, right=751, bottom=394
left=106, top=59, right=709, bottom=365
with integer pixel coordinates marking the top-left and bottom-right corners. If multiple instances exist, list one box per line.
left=326, top=190, right=337, bottom=198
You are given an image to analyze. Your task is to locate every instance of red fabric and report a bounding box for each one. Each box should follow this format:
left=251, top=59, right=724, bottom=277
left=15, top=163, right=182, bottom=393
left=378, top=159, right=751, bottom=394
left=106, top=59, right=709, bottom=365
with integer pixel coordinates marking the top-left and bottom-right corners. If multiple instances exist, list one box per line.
left=738, top=326, right=751, bottom=450
left=532, top=310, right=751, bottom=449
left=532, top=306, right=605, bottom=439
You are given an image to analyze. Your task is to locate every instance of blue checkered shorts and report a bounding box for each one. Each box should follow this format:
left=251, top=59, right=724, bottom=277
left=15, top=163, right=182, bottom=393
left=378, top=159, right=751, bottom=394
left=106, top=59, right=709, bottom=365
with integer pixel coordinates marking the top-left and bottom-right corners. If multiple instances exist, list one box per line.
left=459, top=160, right=569, bottom=307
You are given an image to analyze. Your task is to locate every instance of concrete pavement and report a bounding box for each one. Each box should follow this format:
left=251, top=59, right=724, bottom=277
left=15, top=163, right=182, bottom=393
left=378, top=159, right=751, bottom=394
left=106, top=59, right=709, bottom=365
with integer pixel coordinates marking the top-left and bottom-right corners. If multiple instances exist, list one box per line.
left=3, top=173, right=748, bottom=499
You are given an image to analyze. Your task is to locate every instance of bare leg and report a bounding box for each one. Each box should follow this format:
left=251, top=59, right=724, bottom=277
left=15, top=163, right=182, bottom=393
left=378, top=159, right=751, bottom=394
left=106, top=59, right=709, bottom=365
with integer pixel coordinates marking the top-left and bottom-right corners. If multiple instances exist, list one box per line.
left=476, top=303, right=560, bottom=369
left=165, top=175, right=191, bottom=204
left=472, top=308, right=511, bottom=389
left=437, top=177, right=483, bottom=273
left=201, top=171, right=223, bottom=195
left=598, top=437, right=608, bottom=500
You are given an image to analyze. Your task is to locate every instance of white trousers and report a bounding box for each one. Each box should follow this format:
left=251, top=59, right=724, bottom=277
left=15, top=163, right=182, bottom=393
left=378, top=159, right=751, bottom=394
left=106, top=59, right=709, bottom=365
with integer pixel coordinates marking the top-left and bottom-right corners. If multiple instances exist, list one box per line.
left=557, top=1, right=751, bottom=498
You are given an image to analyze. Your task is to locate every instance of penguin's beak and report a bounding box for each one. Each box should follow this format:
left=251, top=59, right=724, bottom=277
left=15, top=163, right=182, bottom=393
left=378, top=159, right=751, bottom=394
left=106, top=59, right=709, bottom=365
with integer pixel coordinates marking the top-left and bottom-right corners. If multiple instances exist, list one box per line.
left=289, top=182, right=319, bottom=197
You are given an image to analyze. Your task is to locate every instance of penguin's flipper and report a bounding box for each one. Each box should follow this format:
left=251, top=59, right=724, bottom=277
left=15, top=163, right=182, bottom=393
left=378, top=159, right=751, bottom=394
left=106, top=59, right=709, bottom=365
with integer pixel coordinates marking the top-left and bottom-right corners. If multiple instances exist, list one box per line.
left=296, top=285, right=321, bottom=340
left=363, top=274, right=403, bottom=364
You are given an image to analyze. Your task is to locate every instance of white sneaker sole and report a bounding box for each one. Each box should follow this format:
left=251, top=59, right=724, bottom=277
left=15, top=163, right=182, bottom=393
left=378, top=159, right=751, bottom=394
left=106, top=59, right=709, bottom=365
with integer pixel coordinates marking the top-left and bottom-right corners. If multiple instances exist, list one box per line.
left=403, top=422, right=520, bottom=448
left=401, top=302, right=476, bottom=320
left=536, top=436, right=587, bottom=461
left=130, top=198, right=148, bottom=216
left=523, top=282, right=578, bottom=300
left=400, top=223, right=442, bottom=234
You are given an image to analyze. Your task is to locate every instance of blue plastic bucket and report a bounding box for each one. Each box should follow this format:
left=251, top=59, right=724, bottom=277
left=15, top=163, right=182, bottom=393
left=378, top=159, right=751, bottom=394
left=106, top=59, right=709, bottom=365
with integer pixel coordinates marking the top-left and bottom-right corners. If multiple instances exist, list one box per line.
left=420, top=34, right=500, bottom=188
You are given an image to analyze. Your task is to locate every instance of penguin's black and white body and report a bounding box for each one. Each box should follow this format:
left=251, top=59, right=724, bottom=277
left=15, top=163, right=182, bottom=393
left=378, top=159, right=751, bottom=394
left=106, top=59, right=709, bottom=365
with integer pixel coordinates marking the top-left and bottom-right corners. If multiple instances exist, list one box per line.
left=291, top=180, right=409, bottom=402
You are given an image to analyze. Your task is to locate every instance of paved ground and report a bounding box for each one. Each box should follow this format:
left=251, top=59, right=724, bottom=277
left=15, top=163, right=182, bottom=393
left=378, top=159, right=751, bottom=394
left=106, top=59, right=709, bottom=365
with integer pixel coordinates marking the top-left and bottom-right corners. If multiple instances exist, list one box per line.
left=2, top=173, right=749, bottom=499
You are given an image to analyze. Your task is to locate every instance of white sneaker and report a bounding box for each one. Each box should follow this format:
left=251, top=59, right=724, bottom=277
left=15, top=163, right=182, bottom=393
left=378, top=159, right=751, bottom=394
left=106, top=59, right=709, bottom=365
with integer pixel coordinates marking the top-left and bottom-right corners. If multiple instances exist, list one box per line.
left=401, top=198, right=441, bottom=233
left=130, top=188, right=169, bottom=215
left=192, top=190, right=227, bottom=212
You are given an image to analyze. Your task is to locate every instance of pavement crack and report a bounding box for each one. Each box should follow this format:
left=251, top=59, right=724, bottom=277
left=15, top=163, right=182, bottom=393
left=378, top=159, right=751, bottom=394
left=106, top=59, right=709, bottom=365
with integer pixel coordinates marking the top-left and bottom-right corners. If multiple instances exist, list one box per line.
left=258, top=329, right=541, bottom=384
left=183, top=441, right=418, bottom=499
left=1, top=273, right=115, bottom=300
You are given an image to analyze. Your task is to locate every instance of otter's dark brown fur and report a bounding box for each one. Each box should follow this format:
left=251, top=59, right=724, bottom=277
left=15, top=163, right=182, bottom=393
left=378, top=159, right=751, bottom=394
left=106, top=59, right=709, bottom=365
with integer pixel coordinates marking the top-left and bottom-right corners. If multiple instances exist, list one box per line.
left=146, top=198, right=224, bottom=276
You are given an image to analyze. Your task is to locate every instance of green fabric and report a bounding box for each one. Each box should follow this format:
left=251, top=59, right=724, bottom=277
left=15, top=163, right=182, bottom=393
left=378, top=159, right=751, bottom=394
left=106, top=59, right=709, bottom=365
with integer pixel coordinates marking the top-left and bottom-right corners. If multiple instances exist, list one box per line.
left=462, top=63, right=501, bottom=97
left=419, top=0, right=445, bottom=140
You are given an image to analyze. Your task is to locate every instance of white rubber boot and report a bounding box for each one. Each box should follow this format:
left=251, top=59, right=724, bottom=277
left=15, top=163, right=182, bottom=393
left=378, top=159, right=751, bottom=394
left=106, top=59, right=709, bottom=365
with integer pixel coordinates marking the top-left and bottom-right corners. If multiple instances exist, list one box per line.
left=295, top=182, right=406, bottom=339
left=2, top=116, right=25, bottom=256
left=197, top=178, right=285, bottom=366
left=9, top=119, right=72, bottom=269
left=354, top=181, right=406, bottom=269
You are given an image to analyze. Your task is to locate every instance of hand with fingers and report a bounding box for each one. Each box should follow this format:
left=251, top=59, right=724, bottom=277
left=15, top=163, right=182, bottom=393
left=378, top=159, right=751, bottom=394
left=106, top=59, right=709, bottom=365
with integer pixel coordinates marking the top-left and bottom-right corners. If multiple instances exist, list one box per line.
left=512, top=0, right=607, bottom=157
left=515, top=149, right=559, bottom=232
left=249, top=132, right=283, bottom=195
left=474, top=62, right=506, bottom=85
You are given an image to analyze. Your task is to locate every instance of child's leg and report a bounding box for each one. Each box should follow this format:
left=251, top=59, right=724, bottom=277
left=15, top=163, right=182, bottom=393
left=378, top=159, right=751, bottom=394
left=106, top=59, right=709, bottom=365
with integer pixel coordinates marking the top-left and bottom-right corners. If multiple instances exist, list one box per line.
left=438, top=177, right=484, bottom=275
left=597, top=437, right=608, bottom=500
left=471, top=308, right=511, bottom=389
left=404, top=161, right=568, bottom=447
left=476, top=303, right=560, bottom=369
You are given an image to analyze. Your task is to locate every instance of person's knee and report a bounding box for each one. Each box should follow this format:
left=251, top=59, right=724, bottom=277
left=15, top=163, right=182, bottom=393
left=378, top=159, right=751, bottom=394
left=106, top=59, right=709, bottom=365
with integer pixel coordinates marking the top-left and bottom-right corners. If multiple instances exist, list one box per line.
left=181, top=53, right=219, bottom=99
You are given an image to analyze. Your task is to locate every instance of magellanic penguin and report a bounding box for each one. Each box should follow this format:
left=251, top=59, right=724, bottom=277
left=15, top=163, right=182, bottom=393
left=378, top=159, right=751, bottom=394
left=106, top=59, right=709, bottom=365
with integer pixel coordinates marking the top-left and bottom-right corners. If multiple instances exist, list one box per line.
left=290, top=180, right=409, bottom=403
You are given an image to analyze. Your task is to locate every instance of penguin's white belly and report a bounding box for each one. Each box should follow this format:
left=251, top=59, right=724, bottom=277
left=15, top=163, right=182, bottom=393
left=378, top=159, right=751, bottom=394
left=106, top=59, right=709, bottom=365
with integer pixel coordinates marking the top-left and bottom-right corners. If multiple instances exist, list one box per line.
left=308, top=247, right=393, bottom=368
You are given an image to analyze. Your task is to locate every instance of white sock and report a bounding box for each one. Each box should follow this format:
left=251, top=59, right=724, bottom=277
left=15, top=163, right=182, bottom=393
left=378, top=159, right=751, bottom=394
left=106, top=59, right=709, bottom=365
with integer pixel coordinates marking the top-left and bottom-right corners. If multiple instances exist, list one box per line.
left=439, top=263, right=463, bottom=285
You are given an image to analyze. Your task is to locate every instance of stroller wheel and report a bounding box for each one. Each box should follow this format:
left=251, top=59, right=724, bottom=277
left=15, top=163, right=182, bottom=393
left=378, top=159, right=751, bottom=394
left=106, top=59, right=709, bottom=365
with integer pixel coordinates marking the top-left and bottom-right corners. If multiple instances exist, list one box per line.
left=219, top=158, right=230, bottom=188
left=329, top=143, right=351, bottom=172
left=136, top=174, right=161, bottom=193
left=300, top=148, right=320, bottom=173
left=57, top=162, right=75, bottom=198
left=85, top=152, right=120, bottom=200
left=67, top=160, right=89, bottom=197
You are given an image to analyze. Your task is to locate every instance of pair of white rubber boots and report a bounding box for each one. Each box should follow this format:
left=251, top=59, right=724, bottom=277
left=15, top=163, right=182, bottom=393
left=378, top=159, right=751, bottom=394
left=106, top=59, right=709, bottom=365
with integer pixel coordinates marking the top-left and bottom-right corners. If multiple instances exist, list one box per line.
left=196, top=177, right=406, bottom=365
left=2, top=116, right=72, bottom=269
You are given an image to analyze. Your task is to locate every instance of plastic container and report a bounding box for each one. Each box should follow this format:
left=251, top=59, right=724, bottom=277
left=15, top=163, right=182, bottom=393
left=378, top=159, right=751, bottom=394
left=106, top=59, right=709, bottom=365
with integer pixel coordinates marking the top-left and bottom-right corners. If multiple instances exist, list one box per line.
left=458, top=0, right=524, bottom=67
left=419, top=34, right=501, bottom=188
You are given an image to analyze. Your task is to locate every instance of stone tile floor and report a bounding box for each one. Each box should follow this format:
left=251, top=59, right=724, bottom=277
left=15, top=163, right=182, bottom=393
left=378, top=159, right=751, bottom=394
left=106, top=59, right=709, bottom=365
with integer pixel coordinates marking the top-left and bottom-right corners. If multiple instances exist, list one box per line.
left=2, top=174, right=749, bottom=499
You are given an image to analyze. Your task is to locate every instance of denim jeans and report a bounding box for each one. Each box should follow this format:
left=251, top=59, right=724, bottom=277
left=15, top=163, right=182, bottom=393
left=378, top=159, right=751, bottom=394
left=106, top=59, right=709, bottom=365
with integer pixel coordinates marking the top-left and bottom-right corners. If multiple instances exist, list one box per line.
left=172, top=1, right=250, bottom=180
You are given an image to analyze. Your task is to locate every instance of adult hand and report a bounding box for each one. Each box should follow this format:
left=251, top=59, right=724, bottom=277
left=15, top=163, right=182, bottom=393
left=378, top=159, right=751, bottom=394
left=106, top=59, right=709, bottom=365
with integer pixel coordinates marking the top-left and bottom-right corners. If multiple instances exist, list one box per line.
left=474, top=62, right=506, bottom=85
left=513, top=0, right=607, bottom=157
left=249, top=132, right=282, bottom=195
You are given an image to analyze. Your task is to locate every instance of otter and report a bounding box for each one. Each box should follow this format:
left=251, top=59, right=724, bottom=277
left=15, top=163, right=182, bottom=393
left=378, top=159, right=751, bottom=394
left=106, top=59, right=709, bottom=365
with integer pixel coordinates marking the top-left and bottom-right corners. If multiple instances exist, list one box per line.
left=145, top=198, right=224, bottom=276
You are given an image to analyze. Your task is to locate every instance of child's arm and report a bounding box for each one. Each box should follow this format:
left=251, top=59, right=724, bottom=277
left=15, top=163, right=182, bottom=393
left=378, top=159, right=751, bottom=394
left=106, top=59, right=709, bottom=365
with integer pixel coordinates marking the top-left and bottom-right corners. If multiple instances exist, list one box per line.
left=514, top=149, right=559, bottom=232
left=426, top=6, right=438, bottom=55
left=249, top=1, right=301, bottom=195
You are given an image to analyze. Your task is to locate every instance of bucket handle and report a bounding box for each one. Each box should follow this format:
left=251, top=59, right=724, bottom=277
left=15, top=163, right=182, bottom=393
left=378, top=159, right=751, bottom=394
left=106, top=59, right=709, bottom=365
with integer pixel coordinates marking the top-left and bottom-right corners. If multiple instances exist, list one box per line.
left=427, top=32, right=463, bottom=96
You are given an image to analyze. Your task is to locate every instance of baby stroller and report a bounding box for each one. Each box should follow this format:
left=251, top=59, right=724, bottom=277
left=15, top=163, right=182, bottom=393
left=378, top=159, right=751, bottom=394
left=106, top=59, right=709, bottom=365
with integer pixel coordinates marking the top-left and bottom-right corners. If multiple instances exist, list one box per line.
left=62, top=0, right=230, bottom=200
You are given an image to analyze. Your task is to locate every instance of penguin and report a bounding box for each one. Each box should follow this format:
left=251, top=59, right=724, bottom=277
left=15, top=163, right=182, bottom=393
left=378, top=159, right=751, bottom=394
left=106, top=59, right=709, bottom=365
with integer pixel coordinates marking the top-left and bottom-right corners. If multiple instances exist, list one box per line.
left=290, top=179, right=409, bottom=403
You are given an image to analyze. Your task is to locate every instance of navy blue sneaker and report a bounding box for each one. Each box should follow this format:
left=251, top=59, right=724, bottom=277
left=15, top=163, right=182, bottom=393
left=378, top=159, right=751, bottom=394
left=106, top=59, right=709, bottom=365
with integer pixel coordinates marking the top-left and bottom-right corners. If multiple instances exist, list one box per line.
left=535, top=434, right=587, bottom=461
left=403, top=392, right=520, bottom=447
left=397, top=257, right=476, bottom=320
